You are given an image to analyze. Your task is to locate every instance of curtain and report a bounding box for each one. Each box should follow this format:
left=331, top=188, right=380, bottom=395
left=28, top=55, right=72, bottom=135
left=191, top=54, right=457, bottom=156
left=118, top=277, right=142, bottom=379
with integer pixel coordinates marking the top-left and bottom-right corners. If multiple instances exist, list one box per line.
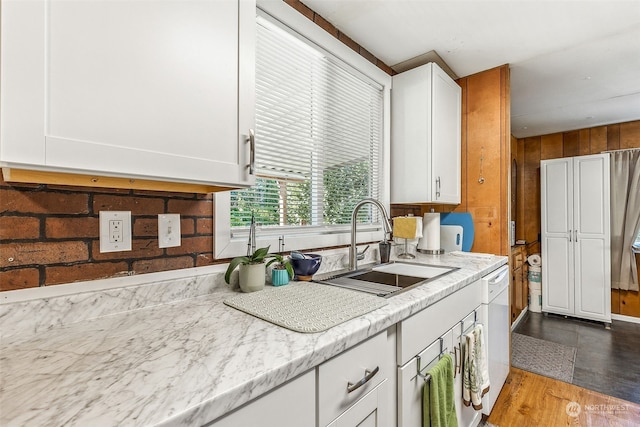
left=610, top=149, right=640, bottom=291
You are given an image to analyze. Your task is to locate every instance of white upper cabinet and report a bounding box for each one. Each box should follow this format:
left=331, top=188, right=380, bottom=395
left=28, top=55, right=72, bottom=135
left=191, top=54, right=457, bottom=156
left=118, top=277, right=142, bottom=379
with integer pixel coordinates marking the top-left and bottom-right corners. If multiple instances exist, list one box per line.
left=391, top=62, right=461, bottom=204
left=1, top=0, right=255, bottom=189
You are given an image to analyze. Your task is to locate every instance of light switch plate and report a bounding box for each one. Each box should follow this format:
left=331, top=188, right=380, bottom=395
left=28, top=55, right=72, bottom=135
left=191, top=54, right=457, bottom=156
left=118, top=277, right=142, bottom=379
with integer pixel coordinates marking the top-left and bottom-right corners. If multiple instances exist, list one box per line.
left=158, top=214, right=181, bottom=248
left=99, top=211, right=132, bottom=253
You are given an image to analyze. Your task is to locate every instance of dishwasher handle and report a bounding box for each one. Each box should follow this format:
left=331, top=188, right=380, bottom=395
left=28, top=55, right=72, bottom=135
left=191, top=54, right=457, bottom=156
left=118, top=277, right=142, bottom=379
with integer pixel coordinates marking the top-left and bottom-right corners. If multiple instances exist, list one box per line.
left=488, top=268, right=509, bottom=285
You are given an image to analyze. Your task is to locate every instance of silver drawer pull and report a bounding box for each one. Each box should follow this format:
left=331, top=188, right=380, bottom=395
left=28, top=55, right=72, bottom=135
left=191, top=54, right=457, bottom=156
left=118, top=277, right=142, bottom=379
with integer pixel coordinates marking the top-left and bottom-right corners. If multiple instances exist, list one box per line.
left=346, top=366, right=379, bottom=393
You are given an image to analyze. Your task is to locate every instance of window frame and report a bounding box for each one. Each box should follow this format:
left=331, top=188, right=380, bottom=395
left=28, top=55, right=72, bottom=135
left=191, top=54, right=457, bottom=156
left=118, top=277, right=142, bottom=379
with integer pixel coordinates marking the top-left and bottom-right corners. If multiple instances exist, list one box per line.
left=215, top=1, right=391, bottom=259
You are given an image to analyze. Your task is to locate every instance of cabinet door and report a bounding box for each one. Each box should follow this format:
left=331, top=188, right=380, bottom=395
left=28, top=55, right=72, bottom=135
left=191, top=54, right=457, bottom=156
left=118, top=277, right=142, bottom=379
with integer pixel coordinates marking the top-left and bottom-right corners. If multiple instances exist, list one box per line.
left=573, top=155, right=611, bottom=321
left=397, top=329, right=454, bottom=427
left=512, top=266, right=524, bottom=316
left=451, top=311, right=483, bottom=427
left=541, top=158, right=574, bottom=315
left=1, top=0, right=255, bottom=188
left=521, top=264, right=529, bottom=311
left=391, top=64, right=433, bottom=203
left=209, top=370, right=315, bottom=427
left=390, top=62, right=461, bottom=204
left=327, top=380, right=388, bottom=427
left=430, top=63, right=462, bottom=204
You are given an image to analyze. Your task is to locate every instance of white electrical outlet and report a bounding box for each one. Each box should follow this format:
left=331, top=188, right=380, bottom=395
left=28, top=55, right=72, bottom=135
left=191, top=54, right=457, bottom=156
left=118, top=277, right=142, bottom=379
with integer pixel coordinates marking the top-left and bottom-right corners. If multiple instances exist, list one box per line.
left=158, top=214, right=181, bottom=248
left=99, top=211, right=132, bottom=253
left=109, top=219, right=123, bottom=242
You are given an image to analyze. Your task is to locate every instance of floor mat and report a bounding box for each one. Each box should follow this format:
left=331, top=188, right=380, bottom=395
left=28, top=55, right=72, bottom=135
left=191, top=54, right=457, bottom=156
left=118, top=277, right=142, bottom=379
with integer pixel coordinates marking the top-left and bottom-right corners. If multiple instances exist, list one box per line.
left=511, top=332, right=577, bottom=383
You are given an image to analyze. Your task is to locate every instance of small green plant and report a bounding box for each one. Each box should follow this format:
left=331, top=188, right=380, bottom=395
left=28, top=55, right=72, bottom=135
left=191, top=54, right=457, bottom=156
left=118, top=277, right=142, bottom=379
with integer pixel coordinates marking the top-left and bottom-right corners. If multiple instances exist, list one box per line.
left=266, top=253, right=294, bottom=279
left=225, top=246, right=270, bottom=284
left=224, top=246, right=293, bottom=283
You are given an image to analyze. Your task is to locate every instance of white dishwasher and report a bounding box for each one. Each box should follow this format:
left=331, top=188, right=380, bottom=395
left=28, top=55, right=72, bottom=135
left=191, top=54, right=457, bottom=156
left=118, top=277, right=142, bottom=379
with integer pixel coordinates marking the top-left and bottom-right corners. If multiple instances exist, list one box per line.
left=480, top=265, right=510, bottom=415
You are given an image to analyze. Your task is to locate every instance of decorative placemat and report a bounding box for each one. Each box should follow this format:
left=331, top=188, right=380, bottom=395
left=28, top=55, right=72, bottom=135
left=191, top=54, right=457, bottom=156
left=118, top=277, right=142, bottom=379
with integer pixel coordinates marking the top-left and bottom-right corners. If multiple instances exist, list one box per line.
left=511, top=333, right=577, bottom=383
left=224, top=282, right=387, bottom=333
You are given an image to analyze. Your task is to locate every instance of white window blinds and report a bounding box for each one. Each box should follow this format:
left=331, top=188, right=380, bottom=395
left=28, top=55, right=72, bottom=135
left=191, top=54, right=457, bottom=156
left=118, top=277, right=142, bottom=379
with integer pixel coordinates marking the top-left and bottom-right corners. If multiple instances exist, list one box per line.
left=230, top=17, right=384, bottom=231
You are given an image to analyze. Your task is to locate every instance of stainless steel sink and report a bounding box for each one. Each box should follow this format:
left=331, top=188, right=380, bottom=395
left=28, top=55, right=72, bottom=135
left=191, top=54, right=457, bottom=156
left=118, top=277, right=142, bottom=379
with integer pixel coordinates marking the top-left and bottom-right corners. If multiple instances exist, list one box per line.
left=314, top=261, right=459, bottom=298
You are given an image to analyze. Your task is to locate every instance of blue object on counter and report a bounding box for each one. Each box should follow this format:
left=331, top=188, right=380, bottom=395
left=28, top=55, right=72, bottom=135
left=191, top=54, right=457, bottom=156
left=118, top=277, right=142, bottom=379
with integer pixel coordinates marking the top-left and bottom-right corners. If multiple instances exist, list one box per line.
left=290, top=251, right=306, bottom=260
left=271, top=268, right=290, bottom=286
left=290, top=254, right=322, bottom=279
left=439, top=213, right=474, bottom=252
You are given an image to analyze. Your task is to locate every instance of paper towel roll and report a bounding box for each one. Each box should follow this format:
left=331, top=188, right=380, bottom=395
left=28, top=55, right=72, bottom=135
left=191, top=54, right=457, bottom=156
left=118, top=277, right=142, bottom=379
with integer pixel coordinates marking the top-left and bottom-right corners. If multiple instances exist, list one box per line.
left=527, top=254, right=542, bottom=266
left=418, top=212, right=440, bottom=251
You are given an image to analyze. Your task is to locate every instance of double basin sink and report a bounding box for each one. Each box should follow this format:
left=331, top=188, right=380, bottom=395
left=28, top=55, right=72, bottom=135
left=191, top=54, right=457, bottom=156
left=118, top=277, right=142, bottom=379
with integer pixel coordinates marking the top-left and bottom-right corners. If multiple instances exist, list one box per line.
left=314, top=261, right=459, bottom=298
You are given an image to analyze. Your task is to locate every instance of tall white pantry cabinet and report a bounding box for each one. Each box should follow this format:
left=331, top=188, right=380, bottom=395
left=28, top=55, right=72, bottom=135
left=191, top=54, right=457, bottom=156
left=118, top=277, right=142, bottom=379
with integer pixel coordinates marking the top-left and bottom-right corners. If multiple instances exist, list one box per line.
left=540, top=154, right=611, bottom=324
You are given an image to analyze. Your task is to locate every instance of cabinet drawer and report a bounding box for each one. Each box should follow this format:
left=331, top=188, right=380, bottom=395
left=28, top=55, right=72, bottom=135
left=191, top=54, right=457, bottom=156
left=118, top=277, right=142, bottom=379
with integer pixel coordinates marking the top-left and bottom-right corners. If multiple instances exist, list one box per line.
left=318, top=332, right=387, bottom=427
left=397, top=279, right=481, bottom=365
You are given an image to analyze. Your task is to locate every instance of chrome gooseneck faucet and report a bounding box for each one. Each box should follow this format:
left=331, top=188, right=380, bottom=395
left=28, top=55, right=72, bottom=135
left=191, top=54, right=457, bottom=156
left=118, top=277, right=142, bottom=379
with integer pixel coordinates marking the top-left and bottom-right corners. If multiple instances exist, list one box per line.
left=350, top=198, right=393, bottom=270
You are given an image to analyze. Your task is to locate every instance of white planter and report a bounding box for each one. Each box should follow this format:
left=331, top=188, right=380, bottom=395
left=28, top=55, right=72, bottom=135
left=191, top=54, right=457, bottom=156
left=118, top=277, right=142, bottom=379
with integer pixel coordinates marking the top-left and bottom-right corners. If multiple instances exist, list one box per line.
left=238, top=263, right=266, bottom=293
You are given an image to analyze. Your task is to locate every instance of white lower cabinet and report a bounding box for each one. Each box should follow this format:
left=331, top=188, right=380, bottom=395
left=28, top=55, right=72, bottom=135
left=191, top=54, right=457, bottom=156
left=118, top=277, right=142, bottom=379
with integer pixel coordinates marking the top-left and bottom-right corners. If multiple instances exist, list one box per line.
left=209, top=369, right=315, bottom=427
left=397, top=280, right=484, bottom=427
left=398, top=328, right=454, bottom=427
left=319, top=331, right=392, bottom=427
left=211, top=330, right=393, bottom=427
left=327, top=380, right=388, bottom=427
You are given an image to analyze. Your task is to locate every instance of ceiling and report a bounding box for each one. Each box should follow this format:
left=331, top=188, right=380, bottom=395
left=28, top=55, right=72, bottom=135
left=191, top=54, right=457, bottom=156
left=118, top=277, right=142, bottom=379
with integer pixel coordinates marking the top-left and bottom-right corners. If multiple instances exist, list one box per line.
left=301, top=0, right=640, bottom=139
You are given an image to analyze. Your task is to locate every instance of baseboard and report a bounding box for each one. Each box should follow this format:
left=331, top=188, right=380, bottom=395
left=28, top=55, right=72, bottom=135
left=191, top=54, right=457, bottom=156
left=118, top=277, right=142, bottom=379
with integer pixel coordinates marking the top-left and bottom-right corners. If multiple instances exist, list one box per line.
left=511, top=307, right=528, bottom=331
left=611, top=313, right=640, bottom=325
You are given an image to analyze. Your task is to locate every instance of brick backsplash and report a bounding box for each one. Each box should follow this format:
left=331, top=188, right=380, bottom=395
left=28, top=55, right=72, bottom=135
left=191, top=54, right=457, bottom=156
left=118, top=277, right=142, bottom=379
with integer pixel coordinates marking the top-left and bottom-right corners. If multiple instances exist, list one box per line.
left=0, top=173, right=217, bottom=290
left=0, top=0, right=395, bottom=292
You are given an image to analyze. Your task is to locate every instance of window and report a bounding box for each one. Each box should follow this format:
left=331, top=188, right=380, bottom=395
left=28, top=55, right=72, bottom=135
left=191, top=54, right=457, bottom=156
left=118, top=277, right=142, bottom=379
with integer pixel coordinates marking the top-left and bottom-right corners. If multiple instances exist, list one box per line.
left=232, top=16, right=382, bottom=228
left=215, top=5, right=391, bottom=258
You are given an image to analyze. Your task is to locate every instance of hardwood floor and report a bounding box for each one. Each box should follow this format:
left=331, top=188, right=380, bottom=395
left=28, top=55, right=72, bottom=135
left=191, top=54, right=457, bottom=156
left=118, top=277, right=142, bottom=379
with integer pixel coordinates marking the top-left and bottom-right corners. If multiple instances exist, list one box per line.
left=487, top=368, right=640, bottom=426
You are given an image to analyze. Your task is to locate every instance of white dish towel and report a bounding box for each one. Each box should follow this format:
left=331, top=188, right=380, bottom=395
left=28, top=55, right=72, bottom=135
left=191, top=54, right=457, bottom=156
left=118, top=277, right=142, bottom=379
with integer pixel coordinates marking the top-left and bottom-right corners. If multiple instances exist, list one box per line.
left=462, top=324, right=490, bottom=410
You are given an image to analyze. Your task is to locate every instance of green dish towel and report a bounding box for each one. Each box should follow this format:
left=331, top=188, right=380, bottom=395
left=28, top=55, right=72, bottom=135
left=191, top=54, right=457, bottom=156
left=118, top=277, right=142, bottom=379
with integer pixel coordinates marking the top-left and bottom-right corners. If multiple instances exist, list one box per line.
left=423, top=353, right=457, bottom=427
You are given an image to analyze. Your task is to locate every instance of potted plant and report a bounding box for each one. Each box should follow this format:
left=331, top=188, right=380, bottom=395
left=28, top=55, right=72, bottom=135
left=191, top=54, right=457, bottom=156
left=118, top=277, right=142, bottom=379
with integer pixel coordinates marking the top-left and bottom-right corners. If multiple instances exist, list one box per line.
left=267, top=254, right=294, bottom=286
left=225, top=246, right=271, bottom=293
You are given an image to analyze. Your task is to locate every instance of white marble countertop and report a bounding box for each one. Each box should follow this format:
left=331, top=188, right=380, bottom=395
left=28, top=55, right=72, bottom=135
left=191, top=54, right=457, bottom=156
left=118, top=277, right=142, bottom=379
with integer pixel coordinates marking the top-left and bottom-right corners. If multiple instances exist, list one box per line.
left=0, top=251, right=507, bottom=426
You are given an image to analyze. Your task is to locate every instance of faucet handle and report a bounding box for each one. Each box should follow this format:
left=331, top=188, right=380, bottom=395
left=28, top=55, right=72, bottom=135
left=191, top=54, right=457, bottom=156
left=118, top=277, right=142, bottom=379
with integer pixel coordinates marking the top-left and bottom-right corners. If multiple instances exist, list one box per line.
left=357, top=245, right=370, bottom=261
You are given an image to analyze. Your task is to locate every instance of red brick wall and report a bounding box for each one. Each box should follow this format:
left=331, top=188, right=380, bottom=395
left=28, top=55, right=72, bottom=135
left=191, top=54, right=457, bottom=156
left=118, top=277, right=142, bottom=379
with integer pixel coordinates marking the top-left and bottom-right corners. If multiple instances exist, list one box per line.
left=0, top=0, right=393, bottom=292
left=0, top=173, right=216, bottom=290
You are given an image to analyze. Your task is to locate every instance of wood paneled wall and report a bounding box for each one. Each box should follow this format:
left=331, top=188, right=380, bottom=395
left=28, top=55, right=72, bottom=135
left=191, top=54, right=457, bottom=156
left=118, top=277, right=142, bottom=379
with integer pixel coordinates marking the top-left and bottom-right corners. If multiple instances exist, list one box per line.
left=455, top=65, right=511, bottom=257
left=514, top=120, right=640, bottom=317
